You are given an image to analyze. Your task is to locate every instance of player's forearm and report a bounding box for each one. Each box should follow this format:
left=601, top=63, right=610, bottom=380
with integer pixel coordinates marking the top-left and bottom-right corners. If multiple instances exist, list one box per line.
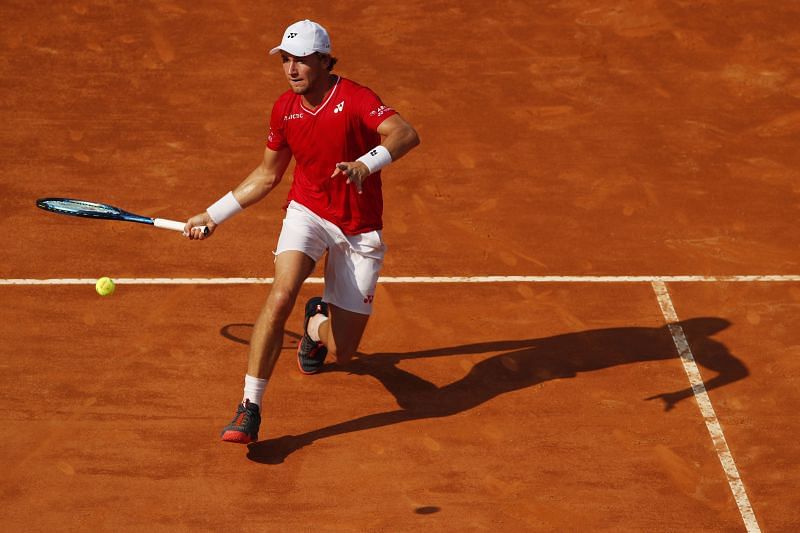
left=341, top=124, right=420, bottom=186
left=382, top=124, right=420, bottom=161
left=198, top=164, right=279, bottom=231
left=233, top=164, right=283, bottom=208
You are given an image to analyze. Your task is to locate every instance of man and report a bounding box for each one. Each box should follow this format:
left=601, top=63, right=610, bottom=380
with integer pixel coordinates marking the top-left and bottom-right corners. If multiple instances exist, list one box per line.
left=184, top=19, right=420, bottom=444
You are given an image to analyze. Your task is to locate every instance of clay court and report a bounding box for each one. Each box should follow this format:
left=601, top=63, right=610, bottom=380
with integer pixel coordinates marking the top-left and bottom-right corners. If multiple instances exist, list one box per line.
left=2, top=1, right=799, bottom=531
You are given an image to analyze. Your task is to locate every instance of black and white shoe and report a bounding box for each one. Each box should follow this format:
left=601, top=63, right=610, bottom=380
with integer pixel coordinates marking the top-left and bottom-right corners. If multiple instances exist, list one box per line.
left=297, top=296, right=329, bottom=375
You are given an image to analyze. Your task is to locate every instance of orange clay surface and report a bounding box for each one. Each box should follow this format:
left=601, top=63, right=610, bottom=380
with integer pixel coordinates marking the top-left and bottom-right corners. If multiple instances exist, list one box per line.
left=1, top=1, right=799, bottom=531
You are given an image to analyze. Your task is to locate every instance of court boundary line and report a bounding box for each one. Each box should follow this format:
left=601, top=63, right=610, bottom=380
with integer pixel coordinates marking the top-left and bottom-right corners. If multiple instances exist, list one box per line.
left=1, top=274, right=800, bottom=285
left=3, top=274, right=784, bottom=531
left=651, top=281, right=760, bottom=532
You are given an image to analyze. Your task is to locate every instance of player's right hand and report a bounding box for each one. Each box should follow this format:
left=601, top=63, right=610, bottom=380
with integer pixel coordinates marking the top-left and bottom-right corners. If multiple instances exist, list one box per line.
left=184, top=212, right=217, bottom=240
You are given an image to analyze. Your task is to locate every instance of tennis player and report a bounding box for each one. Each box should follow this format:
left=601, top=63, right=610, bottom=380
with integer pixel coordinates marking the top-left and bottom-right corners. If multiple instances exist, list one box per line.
left=184, top=19, right=420, bottom=444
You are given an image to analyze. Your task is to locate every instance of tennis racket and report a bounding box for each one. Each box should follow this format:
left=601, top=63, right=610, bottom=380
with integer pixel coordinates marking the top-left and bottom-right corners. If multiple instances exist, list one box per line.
left=36, top=198, right=208, bottom=235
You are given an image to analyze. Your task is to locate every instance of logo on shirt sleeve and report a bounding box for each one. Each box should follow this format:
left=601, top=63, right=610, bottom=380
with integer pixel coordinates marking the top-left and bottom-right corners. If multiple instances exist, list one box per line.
left=369, top=105, right=393, bottom=117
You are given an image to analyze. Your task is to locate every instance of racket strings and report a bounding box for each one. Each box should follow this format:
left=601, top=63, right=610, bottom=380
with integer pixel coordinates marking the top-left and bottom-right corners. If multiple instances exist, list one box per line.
left=39, top=199, right=121, bottom=216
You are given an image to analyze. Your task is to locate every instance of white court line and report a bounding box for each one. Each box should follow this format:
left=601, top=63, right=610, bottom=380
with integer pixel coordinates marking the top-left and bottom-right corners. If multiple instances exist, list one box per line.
left=1, top=274, right=778, bottom=531
left=1, top=274, right=800, bottom=285
left=651, top=281, right=760, bottom=533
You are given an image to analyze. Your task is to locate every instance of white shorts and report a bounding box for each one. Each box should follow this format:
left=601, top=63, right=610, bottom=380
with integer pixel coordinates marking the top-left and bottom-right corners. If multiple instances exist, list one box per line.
left=275, top=201, right=386, bottom=315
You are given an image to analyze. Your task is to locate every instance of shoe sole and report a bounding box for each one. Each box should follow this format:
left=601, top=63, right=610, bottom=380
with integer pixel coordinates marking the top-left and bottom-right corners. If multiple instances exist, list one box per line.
left=221, top=430, right=256, bottom=444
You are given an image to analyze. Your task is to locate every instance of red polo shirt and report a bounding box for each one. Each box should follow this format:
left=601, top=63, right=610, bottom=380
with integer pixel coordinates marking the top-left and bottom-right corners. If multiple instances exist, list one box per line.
left=267, top=76, right=397, bottom=235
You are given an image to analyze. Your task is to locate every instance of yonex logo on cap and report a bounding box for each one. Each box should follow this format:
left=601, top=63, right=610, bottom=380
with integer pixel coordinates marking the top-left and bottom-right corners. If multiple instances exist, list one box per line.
left=288, top=33, right=298, bottom=38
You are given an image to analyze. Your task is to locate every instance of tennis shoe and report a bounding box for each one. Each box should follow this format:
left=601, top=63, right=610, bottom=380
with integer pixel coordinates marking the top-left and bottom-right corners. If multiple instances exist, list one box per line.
left=297, top=296, right=328, bottom=375
left=220, top=399, right=261, bottom=444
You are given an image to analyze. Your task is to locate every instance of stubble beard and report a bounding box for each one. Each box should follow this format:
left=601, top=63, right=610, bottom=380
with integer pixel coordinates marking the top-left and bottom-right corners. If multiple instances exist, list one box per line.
left=288, top=79, right=310, bottom=95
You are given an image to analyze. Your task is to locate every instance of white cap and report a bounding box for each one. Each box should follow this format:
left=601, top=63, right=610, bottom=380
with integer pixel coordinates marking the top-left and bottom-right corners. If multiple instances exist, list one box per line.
left=269, top=19, right=331, bottom=57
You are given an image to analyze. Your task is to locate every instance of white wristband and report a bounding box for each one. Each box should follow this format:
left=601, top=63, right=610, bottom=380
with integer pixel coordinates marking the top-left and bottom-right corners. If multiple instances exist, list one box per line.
left=206, top=191, right=243, bottom=224
left=356, top=145, right=392, bottom=175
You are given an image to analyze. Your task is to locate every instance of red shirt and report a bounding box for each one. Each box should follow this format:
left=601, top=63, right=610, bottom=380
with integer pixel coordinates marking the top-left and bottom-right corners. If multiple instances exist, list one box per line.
left=266, top=76, right=397, bottom=235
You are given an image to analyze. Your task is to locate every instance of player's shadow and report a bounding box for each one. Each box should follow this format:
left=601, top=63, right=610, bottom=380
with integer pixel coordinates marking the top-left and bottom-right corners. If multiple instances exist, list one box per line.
left=220, top=318, right=748, bottom=465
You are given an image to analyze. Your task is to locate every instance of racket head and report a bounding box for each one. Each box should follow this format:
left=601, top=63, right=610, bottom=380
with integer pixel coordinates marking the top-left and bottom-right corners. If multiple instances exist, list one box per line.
left=36, top=198, right=152, bottom=224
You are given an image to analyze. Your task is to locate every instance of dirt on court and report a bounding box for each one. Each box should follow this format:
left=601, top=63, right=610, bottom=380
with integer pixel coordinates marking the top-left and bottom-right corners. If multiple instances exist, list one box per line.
left=1, top=1, right=799, bottom=531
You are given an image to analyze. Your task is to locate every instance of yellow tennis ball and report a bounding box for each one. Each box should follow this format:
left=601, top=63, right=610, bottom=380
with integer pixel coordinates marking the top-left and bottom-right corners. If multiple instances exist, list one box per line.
left=95, top=277, right=116, bottom=296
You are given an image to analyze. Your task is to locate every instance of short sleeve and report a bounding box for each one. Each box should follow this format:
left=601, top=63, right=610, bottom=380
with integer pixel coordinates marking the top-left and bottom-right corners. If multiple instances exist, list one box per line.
left=356, top=87, right=398, bottom=131
left=266, top=100, right=288, bottom=151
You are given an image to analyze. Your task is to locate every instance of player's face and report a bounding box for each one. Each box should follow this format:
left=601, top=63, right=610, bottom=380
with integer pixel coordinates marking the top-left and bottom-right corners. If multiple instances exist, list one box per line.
left=281, top=53, right=327, bottom=95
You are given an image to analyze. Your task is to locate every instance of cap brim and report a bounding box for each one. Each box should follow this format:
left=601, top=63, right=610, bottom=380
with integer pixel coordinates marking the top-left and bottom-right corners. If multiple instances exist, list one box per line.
left=269, top=44, right=308, bottom=56
left=268, top=44, right=329, bottom=57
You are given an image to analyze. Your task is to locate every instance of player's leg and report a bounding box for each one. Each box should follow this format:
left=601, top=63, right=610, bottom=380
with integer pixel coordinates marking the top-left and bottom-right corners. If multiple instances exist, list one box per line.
left=318, top=304, right=370, bottom=365
left=248, top=250, right=317, bottom=378
left=221, top=251, right=315, bottom=444
left=222, top=202, right=326, bottom=443
left=303, top=228, right=384, bottom=368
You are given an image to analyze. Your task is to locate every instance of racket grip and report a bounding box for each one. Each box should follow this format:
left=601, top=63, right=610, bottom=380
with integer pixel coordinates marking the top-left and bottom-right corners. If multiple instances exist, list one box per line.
left=154, top=218, right=209, bottom=236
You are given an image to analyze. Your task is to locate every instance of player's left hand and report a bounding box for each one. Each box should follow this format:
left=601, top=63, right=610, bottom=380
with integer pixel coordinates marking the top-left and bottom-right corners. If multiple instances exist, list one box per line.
left=331, top=161, right=370, bottom=194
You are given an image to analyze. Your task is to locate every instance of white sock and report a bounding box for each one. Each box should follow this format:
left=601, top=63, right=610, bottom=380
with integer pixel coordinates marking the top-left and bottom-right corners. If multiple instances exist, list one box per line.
left=307, top=313, right=329, bottom=342
left=242, top=374, right=267, bottom=407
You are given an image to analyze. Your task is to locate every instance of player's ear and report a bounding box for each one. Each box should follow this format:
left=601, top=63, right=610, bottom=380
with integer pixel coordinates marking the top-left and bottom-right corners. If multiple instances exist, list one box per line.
left=317, top=53, right=332, bottom=70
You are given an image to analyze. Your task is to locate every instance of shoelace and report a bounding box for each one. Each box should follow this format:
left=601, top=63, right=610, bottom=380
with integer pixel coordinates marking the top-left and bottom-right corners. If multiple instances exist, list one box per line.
left=235, top=401, right=256, bottom=428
